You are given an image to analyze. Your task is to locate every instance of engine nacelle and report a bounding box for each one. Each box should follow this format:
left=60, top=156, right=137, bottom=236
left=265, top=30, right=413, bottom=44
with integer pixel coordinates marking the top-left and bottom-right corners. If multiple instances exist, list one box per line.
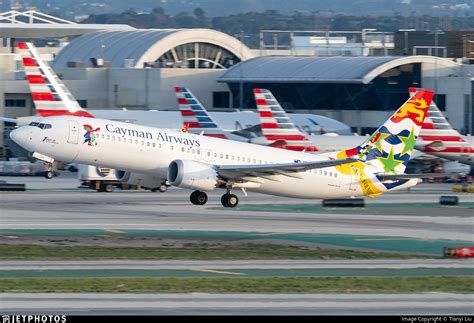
left=116, top=170, right=165, bottom=189
left=167, top=159, right=218, bottom=191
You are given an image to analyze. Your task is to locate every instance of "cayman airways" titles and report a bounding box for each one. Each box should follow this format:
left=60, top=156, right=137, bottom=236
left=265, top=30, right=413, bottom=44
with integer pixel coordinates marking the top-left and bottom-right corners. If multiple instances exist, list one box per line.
left=105, top=124, right=200, bottom=148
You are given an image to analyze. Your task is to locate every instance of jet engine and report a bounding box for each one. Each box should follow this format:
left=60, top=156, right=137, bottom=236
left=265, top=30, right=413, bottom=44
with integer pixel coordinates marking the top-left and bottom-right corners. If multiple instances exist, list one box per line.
left=167, top=159, right=219, bottom=191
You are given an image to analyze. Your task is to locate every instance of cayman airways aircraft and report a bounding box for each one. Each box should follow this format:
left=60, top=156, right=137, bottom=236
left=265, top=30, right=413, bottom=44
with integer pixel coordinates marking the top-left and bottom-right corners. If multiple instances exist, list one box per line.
left=10, top=81, right=434, bottom=207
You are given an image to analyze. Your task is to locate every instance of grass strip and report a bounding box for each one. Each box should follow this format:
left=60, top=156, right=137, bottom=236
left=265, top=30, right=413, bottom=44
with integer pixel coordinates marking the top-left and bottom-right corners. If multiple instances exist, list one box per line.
left=1, top=277, right=472, bottom=293
left=0, top=244, right=428, bottom=260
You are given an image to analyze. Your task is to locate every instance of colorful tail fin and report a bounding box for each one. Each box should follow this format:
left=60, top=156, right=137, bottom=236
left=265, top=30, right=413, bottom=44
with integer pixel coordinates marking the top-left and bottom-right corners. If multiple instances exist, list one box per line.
left=253, top=88, right=318, bottom=152
left=339, top=89, right=434, bottom=174
left=175, top=87, right=228, bottom=139
left=17, top=42, right=94, bottom=118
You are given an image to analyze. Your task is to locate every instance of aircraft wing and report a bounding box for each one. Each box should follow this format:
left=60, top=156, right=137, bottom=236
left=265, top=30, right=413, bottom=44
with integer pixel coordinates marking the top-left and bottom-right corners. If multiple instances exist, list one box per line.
left=217, top=158, right=357, bottom=179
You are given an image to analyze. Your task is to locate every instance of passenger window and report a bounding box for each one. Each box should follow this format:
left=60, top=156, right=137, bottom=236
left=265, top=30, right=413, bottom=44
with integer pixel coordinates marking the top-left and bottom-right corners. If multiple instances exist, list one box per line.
left=192, top=149, right=195, bottom=154
left=335, top=173, right=338, bottom=178
left=187, top=148, right=190, bottom=153
left=324, top=171, right=327, bottom=176
left=158, top=144, right=162, bottom=149
left=247, top=158, right=251, bottom=163
left=147, top=142, right=150, bottom=147
left=214, top=153, right=217, bottom=157
left=182, top=147, right=185, bottom=152
left=170, top=145, right=174, bottom=151
left=197, top=150, right=200, bottom=155
left=107, top=135, right=110, bottom=140
left=220, top=154, right=223, bottom=159
left=207, top=152, right=211, bottom=156
left=135, top=140, right=138, bottom=144
left=237, top=157, right=240, bottom=162
left=225, top=154, right=229, bottom=159
left=253, top=159, right=256, bottom=163
left=152, top=143, right=156, bottom=148
left=101, top=134, right=105, bottom=139
left=141, top=141, right=144, bottom=146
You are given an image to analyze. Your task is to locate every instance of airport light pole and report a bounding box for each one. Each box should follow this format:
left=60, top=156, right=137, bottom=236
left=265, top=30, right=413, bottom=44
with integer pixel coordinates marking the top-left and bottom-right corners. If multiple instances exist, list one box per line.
left=399, top=29, right=416, bottom=55
left=430, top=30, right=445, bottom=103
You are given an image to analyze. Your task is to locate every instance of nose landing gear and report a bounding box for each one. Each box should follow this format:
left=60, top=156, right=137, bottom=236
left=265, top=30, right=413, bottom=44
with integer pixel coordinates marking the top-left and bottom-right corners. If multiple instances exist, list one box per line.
left=44, top=163, right=54, bottom=179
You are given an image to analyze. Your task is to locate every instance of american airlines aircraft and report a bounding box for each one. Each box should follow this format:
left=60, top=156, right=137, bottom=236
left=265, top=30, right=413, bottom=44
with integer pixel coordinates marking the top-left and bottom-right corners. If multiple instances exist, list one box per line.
left=10, top=78, right=435, bottom=207
left=251, top=88, right=470, bottom=174
left=410, top=88, right=474, bottom=166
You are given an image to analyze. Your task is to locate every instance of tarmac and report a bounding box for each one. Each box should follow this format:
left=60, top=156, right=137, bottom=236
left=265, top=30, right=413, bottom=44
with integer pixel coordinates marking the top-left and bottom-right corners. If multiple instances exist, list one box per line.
left=1, top=173, right=473, bottom=315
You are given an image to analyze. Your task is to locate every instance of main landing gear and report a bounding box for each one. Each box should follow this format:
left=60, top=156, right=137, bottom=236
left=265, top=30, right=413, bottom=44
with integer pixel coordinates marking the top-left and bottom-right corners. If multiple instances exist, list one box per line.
left=190, top=190, right=208, bottom=205
left=221, top=191, right=239, bottom=208
left=189, top=190, right=239, bottom=208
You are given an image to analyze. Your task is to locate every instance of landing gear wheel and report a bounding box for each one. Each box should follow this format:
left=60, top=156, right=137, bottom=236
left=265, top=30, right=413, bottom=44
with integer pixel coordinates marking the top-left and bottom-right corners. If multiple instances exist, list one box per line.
left=158, top=184, right=168, bottom=193
left=221, top=193, right=239, bottom=208
left=190, top=190, right=208, bottom=205
left=44, top=170, right=54, bottom=179
left=103, top=184, right=114, bottom=192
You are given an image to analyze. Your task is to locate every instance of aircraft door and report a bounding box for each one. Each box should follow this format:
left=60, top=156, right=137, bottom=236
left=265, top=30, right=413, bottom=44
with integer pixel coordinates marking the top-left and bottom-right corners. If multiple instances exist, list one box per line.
left=204, top=149, right=213, bottom=162
left=67, top=120, right=79, bottom=144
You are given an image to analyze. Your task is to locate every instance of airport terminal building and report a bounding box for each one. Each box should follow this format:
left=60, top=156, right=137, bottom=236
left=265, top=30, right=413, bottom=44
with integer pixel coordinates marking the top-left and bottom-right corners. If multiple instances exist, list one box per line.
left=1, top=11, right=474, bottom=159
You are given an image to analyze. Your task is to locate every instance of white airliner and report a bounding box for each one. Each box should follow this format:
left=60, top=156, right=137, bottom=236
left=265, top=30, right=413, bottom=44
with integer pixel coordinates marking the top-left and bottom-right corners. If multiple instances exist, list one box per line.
left=10, top=83, right=435, bottom=207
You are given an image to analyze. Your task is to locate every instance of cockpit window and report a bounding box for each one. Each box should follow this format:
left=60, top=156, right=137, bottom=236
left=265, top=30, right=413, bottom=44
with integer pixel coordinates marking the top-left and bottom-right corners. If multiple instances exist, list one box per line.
left=28, top=122, right=52, bottom=129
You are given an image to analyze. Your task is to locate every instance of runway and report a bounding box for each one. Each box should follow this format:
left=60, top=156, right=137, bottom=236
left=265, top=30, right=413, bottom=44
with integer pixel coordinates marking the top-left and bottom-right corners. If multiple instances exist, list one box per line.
left=1, top=178, right=473, bottom=242
left=2, top=293, right=473, bottom=315
left=3, top=259, right=471, bottom=270
left=1, top=175, right=473, bottom=315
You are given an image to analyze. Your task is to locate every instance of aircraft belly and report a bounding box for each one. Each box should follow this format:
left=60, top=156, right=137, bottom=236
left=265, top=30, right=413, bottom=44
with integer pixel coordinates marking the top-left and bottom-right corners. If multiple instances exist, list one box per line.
left=249, top=175, right=352, bottom=199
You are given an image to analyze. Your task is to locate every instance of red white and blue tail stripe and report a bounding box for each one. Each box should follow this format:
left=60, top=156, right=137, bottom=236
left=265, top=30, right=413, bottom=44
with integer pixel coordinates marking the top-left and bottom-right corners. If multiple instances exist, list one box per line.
left=17, top=42, right=94, bottom=118
left=175, top=87, right=228, bottom=139
left=411, top=87, right=473, bottom=154
left=253, top=88, right=318, bottom=152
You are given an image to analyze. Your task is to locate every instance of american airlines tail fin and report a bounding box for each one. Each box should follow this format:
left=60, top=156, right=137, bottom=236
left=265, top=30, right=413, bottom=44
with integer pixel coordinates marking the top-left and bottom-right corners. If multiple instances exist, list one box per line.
left=409, top=87, right=468, bottom=152
left=17, top=42, right=94, bottom=118
left=253, top=88, right=318, bottom=152
left=174, top=87, right=228, bottom=139
left=338, top=89, right=434, bottom=174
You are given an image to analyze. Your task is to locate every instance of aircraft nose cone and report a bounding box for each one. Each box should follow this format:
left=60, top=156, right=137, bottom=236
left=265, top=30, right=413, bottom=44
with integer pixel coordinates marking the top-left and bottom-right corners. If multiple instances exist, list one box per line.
left=9, top=127, right=20, bottom=142
left=9, top=127, right=29, bottom=148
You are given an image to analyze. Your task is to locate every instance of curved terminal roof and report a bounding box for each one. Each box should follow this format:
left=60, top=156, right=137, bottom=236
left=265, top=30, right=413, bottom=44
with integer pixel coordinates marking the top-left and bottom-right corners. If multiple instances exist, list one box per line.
left=53, top=29, right=254, bottom=69
left=218, top=55, right=460, bottom=84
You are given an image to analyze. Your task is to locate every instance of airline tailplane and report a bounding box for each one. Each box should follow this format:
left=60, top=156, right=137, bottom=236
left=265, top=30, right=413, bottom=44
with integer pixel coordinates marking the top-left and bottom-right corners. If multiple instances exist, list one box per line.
left=17, top=42, right=94, bottom=118
left=337, top=89, right=435, bottom=174
left=253, top=88, right=318, bottom=152
left=175, top=87, right=228, bottom=139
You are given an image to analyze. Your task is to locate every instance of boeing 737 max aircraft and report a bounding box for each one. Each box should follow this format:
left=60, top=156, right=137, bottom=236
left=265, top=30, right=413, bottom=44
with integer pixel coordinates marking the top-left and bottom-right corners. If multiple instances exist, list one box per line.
left=10, top=87, right=434, bottom=207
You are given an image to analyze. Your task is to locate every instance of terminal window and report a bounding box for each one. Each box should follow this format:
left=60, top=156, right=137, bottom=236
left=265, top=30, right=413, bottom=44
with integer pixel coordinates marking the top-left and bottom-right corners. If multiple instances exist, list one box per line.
left=5, top=99, right=26, bottom=107
left=213, top=92, right=230, bottom=108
